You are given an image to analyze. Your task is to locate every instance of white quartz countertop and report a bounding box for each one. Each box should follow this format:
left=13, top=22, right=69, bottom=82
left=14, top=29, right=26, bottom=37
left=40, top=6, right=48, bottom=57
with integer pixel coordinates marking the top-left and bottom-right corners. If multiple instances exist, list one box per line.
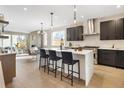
left=0, top=53, right=16, bottom=56
left=43, top=48, right=93, bottom=55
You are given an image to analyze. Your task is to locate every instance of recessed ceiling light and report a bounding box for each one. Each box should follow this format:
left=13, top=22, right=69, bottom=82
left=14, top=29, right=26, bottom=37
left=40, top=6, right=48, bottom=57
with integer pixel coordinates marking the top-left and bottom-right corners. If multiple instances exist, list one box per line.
left=116, top=5, right=121, bottom=8
left=24, top=8, right=28, bottom=11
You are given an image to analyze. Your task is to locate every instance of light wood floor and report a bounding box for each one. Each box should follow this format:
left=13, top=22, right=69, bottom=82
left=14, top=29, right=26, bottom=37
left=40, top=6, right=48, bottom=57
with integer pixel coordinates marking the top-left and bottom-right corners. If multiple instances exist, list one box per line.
left=6, top=56, right=124, bottom=88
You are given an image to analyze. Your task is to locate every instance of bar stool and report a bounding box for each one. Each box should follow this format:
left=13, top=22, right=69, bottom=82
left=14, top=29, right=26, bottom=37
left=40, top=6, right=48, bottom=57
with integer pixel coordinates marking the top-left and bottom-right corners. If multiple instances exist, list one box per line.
left=48, top=50, right=61, bottom=78
left=61, top=51, right=80, bottom=86
left=39, top=49, right=49, bottom=72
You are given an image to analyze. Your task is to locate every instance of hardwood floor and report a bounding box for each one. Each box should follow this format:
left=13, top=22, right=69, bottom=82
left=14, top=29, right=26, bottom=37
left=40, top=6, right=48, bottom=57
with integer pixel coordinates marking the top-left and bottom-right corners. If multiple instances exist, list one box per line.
left=6, top=55, right=124, bottom=88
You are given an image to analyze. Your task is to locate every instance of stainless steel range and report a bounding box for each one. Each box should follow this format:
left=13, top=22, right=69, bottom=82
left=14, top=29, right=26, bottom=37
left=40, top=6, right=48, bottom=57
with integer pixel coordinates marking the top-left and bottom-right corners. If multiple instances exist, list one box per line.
left=82, top=46, right=99, bottom=64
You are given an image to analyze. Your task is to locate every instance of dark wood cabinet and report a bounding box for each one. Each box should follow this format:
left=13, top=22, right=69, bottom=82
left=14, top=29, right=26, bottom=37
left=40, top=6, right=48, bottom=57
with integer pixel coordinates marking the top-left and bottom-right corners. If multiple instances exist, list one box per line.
left=116, top=51, right=124, bottom=68
left=98, top=49, right=124, bottom=69
left=115, top=18, right=124, bottom=39
left=78, top=26, right=83, bottom=40
left=74, top=27, right=78, bottom=40
left=98, top=49, right=116, bottom=67
left=100, top=20, right=115, bottom=40
left=70, top=28, right=74, bottom=41
left=67, top=26, right=83, bottom=41
left=100, top=18, right=124, bottom=40
left=67, top=28, right=71, bottom=41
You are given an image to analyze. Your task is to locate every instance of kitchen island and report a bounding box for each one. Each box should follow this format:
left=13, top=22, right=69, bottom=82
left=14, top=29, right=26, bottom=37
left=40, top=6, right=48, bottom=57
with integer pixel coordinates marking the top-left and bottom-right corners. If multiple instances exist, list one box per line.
left=0, top=53, right=16, bottom=84
left=42, top=48, right=94, bottom=86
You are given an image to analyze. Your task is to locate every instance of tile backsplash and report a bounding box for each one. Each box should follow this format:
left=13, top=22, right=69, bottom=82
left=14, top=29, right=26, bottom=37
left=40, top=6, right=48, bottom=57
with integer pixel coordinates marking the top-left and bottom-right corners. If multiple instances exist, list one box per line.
left=65, top=35, right=124, bottom=49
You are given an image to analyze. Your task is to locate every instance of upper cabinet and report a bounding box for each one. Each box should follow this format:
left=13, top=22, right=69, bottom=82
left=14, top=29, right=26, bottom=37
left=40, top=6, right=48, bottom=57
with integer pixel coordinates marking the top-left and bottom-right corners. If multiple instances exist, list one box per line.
left=67, top=26, right=83, bottom=41
left=100, top=20, right=115, bottom=40
left=115, top=18, right=124, bottom=39
left=100, top=18, right=124, bottom=40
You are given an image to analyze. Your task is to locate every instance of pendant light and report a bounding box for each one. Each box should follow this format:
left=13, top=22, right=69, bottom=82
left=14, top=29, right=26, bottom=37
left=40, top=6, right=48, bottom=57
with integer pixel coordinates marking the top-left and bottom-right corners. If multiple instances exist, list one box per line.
left=40, top=22, right=43, bottom=34
left=73, top=5, right=77, bottom=24
left=50, top=12, right=54, bottom=29
left=37, top=22, right=43, bottom=34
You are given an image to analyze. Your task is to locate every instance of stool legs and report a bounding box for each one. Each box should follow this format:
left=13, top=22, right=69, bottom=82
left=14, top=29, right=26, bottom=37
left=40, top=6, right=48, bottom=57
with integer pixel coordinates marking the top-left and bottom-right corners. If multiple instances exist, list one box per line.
left=61, top=63, right=64, bottom=80
left=68, top=65, right=69, bottom=75
left=61, top=62, right=80, bottom=86
left=48, top=60, right=50, bottom=74
left=44, top=58, right=46, bottom=72
left=48, top=60, right=60, bottom=78
left=39, top=57, right=41, bottom=70
left=39, top=57, right=48, bottom=72
left=55, top=61, right=57, bottom=78
left=71, top=65, right=73, bottom=86
left=47, top=58, right=49, bottom=71
left=78, top=62, right=80, bottom=81
left=52, top=60, right=54, bottom=69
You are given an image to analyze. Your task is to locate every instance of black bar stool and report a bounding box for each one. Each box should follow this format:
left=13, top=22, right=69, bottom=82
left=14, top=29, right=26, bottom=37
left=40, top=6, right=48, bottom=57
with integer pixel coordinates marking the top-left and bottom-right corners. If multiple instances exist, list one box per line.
left=48, top=50, right=61, bottom=78
left=39, top=49, right=49, bottom=72
left=61, top=51, right=80, bottom=86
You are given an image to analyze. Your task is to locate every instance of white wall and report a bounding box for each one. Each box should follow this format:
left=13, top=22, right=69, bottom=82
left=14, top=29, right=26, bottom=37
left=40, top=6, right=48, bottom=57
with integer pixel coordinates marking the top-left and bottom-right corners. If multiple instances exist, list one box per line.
left=45, top=13, right=124, bottom=49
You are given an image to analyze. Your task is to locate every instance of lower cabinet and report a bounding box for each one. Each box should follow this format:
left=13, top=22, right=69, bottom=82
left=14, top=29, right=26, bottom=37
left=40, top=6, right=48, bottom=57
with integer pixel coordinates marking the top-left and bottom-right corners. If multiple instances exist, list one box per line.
left=116, top=51, right=124, bottom=68
left=0, top=54, right=16, bottom=84
left=98, top=49, right=116, bottom=67
left=98, top=49, right=124, bottom=68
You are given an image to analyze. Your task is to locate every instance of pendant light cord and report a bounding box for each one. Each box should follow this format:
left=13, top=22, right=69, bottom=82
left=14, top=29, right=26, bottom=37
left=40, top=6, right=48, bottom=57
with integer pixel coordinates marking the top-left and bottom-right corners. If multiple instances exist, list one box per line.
left=73, top=5, right=77, bottom=24
left=50, top=12, right=53, bottom=27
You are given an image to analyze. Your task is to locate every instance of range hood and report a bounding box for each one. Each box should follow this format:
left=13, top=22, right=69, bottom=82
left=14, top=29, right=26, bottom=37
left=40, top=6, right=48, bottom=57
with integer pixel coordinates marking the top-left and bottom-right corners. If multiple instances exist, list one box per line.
left=83, top=19, right=99, bottom=36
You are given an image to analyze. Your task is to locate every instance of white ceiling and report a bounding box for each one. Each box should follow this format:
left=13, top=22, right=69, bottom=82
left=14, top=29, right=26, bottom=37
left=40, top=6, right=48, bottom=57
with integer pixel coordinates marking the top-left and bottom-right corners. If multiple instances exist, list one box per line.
left=0, top=5, right=124, bottom=33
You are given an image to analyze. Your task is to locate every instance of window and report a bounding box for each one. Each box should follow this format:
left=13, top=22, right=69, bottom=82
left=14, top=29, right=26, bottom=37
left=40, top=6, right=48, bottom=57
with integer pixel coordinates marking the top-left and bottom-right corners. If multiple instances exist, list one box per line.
left=43, top=32, right=47, bottom=46
left=12, top=35, right=28, bottom=54
left=52, top=31, right=65, bottom=46
left=0, top=33, right=28, bottom=54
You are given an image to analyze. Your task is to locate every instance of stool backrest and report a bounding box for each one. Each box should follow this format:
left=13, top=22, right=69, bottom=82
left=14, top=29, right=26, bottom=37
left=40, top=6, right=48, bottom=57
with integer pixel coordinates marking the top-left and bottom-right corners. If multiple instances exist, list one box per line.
left=40, top=49, right=47, bottom=57
left=49, top=50, right=57, bottom=59
left=61, top=51, right=73, bottom=61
